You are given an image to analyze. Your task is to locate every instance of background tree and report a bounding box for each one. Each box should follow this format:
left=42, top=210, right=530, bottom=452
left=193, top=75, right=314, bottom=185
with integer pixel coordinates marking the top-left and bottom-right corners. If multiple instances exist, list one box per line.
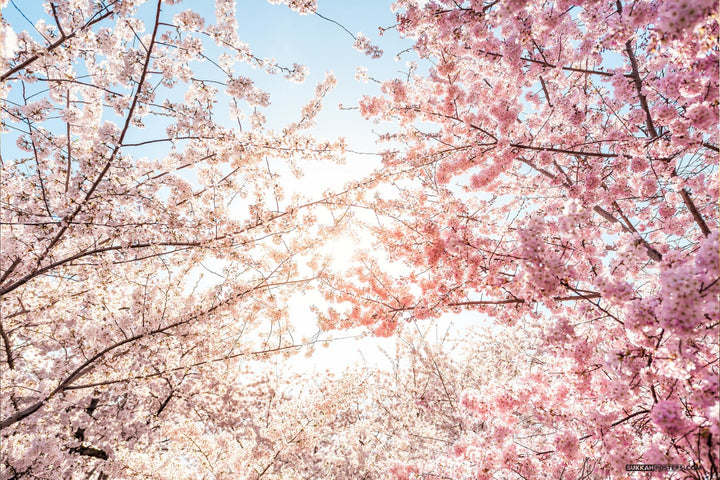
left=321, top=0, right=719, bottom=477
left=96, top=324, right=522, bottom=480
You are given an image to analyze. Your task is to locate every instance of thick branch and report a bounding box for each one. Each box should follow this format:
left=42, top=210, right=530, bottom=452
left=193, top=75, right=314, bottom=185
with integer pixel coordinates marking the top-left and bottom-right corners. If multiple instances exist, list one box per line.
left=0, top=240, right=200, bottom=298
left=0, top=317, right=14, bottom=369
left=521, top=160, right=662, bottom=262
left=155, top=391, right=174, bottom=417
left=624, top=40, right=658, bottom=138
left=65, top=92, right=72, bottom=193
left=450, top=293, right=602, bottom=307
left=473, top=48, right=617, bottom=78
left=518, top=157, right=570, bottom=187
left=0, top=401, right=44, bottom=431
left=0, top=257, right=21, bottom=287
left=680, top=188, right=711, bottom=237
left=611, top=408, right=650, bottom=427
left=593, top=206, right=662, bottom=261
left=510, top=143, right=616, bottom=158
left=69, top=445, right=108, bottom=460
left=539, top=76, right=553, bottom=108
left=0, top=325, right=190, bottom=430
left=64, top=343, right=307, bottom=391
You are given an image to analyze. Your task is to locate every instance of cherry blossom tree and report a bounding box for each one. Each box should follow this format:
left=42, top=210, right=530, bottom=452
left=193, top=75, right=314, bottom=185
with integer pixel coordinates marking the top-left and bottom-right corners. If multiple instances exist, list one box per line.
left=320, top=0, right=719, bottom=477
left=0, top=0, right=356, bottom=476
left=2, top=0, right=718, bottom=478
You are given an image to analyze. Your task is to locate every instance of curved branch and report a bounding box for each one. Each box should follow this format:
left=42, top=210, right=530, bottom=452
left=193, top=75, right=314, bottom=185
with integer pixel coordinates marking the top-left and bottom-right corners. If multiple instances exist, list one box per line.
left=0, top=241, right=201, bottom=297
left=510, top=143, right=617, bottom=158
left=0, top=318, right=15, bottom=369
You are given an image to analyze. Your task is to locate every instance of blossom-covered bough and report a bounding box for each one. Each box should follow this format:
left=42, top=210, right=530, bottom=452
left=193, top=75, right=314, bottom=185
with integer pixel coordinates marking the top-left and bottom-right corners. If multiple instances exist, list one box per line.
left=320, top=0, right=719, bottom=477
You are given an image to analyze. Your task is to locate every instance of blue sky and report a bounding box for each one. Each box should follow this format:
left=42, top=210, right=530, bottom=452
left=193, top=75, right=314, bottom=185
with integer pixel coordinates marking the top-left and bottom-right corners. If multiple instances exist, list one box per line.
left=2, top=0, right=417, bottom=157
left=197, top=0, right=416, bottom=150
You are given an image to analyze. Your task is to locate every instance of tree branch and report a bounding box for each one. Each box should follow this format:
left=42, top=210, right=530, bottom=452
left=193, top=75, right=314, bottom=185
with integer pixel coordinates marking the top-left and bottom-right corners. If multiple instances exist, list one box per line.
left=1, top=4, right=117, bottom=81
left=680, top=188, right=711, bottom=237
left=4, top=0, right=165, bottom=298
left=611, top=408, right=650, bottom=427
left=593, top=206, right=662, bottom=261
left=510, top=143, right=617, bottom=158
left=0, top=317, right=15, bottom=369
left=69, top=445, right=108, bottom=460
left=0, top=241, right=201, bottom=298
left=539, top=76, right=553, bottom=108
left=624, top=40, right=658, bottom=138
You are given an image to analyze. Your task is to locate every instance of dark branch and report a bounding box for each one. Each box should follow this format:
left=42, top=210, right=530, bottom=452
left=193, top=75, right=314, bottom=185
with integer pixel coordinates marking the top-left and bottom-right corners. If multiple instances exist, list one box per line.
left=624, top=40, right=658, bottom=138
left=680, top=188, right=711, bottom=237
left=69, top=445, right=108, bottom=460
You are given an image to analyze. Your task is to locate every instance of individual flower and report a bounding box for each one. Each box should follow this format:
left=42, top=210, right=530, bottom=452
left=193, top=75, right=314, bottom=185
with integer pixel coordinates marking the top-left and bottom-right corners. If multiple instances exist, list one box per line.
left=173, top=10, right=205, bottom=30
left=353, top=32, right=383, bottom=58
left=1, top=23, right=18, bottom=59
left=355, top=66, right=369, bottom=83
